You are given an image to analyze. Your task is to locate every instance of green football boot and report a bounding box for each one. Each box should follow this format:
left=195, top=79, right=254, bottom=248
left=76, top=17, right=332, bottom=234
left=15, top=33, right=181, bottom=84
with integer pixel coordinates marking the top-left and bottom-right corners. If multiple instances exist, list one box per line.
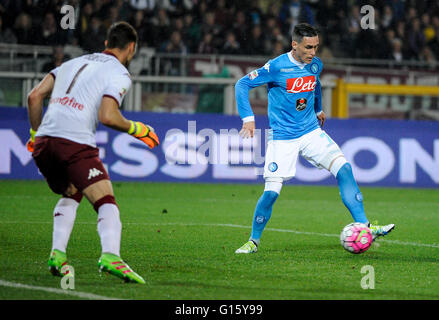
left=48, top=249, right=70, bottom=277
left=98, top=253, right=145, bottom=284
left=235, top=240, right=258, bottom=254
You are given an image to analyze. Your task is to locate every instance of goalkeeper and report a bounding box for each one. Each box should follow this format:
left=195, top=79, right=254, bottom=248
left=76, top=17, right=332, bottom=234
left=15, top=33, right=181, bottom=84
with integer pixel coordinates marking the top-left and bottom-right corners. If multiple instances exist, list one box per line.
left=26, top=22, right=157, bottom=284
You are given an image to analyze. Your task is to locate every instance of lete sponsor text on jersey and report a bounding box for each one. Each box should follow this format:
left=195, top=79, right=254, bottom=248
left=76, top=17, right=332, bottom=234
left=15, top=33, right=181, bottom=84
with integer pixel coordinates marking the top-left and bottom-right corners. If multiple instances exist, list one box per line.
left=286, top=76, right=316, bottom=93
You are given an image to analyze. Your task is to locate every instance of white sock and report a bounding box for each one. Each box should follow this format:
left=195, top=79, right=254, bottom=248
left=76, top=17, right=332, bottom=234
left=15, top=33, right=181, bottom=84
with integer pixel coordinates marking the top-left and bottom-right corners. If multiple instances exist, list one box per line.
left=97, top=204, right=122, bottom=257
left=264, top=177, right=283, bottom=194
left=264, top=181, right=283, bottom=194
left=52, top=198, right=79, bottom=253
left=330, top=156, right=348, bottom=177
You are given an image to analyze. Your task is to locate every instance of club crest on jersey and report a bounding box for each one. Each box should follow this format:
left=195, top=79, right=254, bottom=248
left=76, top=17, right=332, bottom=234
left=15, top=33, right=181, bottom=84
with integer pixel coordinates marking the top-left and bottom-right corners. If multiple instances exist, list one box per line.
left=286, top=76, right=316, bottom=93
left=249, top=70, right=259, bottom=80
left=296, top=98, right=307, bottom=111
left=310, top=63, right=319, bottom=74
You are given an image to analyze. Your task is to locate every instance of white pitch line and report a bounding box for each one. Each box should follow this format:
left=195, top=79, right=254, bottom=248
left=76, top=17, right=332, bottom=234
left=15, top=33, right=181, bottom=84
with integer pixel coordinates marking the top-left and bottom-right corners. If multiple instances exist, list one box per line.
left=0, top=279, right=122, bottom=300
left=2, top=221, right=439, bottom=249
left=213, top=223, right=337, bottom=238
left=378, top=239, right=439, bottom=248
left=208, top=223, right=439, bottom=248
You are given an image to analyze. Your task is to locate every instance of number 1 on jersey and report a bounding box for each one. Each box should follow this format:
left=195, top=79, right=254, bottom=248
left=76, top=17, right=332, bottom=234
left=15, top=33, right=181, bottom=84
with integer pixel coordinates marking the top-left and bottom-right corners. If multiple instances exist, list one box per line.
left=66, top=64, right=88, bottom=94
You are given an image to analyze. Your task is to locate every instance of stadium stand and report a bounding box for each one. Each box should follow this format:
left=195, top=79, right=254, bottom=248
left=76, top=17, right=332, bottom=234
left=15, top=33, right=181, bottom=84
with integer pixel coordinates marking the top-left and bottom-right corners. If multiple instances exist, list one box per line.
left=0, top=0, right=438, bottom=119
left=0, top=0, right=438, bottom=63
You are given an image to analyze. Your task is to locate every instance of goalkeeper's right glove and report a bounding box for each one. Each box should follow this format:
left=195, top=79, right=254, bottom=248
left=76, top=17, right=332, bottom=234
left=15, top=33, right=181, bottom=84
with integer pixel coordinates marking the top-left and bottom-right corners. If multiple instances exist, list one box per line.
left=26, top=128, right=36, bottom=152
left=128, top=121, right=159, bottom=149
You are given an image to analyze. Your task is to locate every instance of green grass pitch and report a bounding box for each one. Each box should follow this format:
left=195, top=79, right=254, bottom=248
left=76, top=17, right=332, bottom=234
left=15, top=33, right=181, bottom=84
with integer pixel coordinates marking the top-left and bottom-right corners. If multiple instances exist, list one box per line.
left=0, top=180, right=438, bottom=300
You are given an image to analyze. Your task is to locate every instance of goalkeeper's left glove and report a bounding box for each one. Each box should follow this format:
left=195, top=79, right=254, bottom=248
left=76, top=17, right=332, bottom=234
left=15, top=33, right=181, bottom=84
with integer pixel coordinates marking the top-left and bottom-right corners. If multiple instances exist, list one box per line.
left=128, top=120, right=159, bottom=149
left=26, top=128, right=36, bottom=152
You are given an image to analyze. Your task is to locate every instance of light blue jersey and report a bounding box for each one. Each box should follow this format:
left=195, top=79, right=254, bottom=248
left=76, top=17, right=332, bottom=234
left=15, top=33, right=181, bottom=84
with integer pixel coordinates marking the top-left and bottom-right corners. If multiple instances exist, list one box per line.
left=235, top=52, right=323, bottom=140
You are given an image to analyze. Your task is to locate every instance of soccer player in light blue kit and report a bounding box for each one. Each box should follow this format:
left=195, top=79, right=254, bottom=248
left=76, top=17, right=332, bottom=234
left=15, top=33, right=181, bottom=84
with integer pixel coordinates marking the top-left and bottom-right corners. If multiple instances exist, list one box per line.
left=235, top=23, right=395, bottom=254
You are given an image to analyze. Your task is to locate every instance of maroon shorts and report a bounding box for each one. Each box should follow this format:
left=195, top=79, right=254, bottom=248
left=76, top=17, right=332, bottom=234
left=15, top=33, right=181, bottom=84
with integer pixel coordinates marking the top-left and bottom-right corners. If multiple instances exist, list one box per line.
left=32, top=136, right=109, bottom=195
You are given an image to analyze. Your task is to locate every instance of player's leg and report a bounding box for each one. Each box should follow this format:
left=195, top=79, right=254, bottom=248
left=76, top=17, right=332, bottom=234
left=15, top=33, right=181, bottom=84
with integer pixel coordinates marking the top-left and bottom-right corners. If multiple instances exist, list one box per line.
left=249, top=178, right=282, bottom=245
left=332, top=157, right=368, bottom=224
left=79, top=180, right=145, bottom=284
left=235, top=178, right=283, bottom=253
left=81, top=180, right=120, bottom=257
left=301, top=129, right=394, bottom=239
left=300, top=129, right=369, bottom=223
left=51, top=186, right=82, bottom=253
left=333, top=158, right=394, bottom=239
left=67, top=147, right=145, bottom=284
left=48, top=190, right=83, bottom=276
left=66, top=148, right=118, bottom=255
left=236, top=139, right=298, bottom=254
left=32, top=137, right=80, bottom=276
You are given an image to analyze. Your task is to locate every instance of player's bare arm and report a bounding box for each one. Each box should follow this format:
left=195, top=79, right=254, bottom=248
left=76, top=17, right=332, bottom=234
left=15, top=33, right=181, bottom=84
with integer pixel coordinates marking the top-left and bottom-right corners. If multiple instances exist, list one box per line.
left=27, top=73, right=55, bottom=130
left=98, top=96, right=159, bottom=148
left=98, top=96, right=132, bottom=131
left=26, top=73, right=55, bottom=152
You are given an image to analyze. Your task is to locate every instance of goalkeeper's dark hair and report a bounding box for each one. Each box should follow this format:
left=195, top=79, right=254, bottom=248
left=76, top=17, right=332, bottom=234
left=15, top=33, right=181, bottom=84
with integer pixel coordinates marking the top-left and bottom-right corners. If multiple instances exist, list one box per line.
left=292, top=23, right=320, bottom=43
left=106, top=21, right=138, bottom=49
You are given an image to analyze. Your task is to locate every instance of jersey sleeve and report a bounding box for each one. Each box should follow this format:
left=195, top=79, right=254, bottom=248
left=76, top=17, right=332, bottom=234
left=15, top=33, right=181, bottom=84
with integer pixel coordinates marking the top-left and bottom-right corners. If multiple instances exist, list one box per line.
left=49, top=67, right=60, bottom=79
left=235, top=61, right=274, bottom=120
left=103, top=72, right=132, bottom=107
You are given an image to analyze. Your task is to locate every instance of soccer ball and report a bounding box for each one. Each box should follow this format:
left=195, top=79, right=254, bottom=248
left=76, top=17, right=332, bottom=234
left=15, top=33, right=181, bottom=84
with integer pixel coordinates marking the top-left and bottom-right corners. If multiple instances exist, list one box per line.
left=340, top=222, right=373, bottom=254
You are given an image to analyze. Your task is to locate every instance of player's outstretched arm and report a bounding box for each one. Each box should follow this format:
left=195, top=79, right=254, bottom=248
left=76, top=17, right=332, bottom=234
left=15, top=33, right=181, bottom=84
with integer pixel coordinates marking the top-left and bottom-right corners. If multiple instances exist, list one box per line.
left=98, top=96, right=159, bottom=149
left=26, top=73, right=55, bottom=152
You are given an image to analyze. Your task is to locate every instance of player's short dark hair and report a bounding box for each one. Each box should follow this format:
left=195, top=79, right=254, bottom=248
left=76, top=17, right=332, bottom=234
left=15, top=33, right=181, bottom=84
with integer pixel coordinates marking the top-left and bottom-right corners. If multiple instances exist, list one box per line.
left=106, top=21, right=138, bottom=49
left=292, top=23, right=320, bottom=43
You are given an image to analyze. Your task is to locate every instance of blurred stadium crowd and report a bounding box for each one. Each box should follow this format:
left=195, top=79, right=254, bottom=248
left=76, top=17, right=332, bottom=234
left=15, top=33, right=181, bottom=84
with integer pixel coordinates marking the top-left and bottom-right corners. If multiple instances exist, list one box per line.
left=1, top=0, right=439, bottom=64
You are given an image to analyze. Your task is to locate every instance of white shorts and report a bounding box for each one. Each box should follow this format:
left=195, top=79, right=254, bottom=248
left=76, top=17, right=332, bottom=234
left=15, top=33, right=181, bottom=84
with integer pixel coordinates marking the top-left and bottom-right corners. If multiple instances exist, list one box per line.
left=263, top=128, right=345, bottom=181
